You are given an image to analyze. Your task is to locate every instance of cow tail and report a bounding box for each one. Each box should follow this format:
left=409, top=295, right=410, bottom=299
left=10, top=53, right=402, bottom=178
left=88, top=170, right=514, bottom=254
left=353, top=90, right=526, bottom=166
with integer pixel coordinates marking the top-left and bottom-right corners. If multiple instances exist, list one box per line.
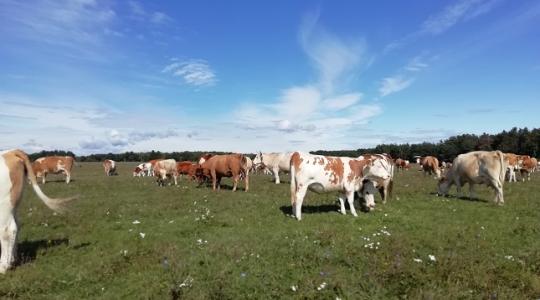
left=240, top=154, right=248, bottom=176
left=388, top=161, right=394, bottom=200
left=290, top=153, right=298, bottom=206
left=12, top=150, right=76, bottom=213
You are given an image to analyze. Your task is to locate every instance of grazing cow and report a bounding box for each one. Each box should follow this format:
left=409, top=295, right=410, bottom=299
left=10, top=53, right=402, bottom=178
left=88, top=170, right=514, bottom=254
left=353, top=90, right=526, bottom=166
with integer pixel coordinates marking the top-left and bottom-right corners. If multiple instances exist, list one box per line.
left=395, top=158, right=410, bottom=171
left=198, top=154, right=214, bottom=165
left=103, top=159, right=116, bottom=176
left=438, top=151, right=507, bottom=205
left=518, top=156, right=537, bottom=182
left=154, top=159, right=178, bottom=186
left=289, top=152, right=392, bottom=220
left=196, top=154, right=249, bottom=192
left=176, top=161, right=198, bottom=181
left=0, top=149, right=75, bottom=273
left=133, top=163, right=149, bottom=177
left=252, top=152, right=293, bottom=184
left=504, top=153, right=519, bottom=182
left=358, top=154, right=395, bottom=204
left=32, top=156, right=74, bottom=184
left=418, top=156, right=441, bottom=178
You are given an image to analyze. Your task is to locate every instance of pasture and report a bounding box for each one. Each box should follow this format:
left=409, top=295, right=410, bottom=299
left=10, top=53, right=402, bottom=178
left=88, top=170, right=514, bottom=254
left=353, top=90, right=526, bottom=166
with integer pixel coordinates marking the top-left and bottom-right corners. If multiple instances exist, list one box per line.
left=1, top=162, right=539, bottom=299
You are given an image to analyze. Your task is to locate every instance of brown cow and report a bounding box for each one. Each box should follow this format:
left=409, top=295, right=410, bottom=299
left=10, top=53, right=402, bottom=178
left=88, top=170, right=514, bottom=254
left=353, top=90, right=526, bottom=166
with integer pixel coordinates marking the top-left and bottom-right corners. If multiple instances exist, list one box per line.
left=176, top=161, right=198, bottom=181
left=418, top=156, right=441, bottom=178
left=518, top=155, right=537, bottom=182
left=196, top=154, right=249, bottom=192
left=32, top=156, right=74, bottom=184
left=504, top=153, right=519, bottom=182
left=198, top=154, right=214, bottom=165
left=395, top=158, right=410, bottom=171
left=103, top=159, right=116, bottom=176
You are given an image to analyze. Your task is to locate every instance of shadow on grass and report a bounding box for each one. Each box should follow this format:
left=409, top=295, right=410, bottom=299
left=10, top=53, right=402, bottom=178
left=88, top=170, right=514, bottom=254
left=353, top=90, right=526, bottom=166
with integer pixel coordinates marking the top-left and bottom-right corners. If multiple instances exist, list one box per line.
left=196, top=182, right=248, bottom=192
left=16, top=238, right=70, bottom=266
left=279, top=204, right=339, bottom=216
left=429, top=192, right=488, bottom=203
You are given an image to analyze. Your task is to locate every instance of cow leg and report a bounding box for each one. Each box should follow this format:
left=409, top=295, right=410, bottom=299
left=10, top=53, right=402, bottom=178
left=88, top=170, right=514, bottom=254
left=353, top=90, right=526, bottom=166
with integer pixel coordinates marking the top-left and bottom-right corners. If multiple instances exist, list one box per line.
left=468, top=184, right=476, bottom=200
left=42, top=172, right=47, bottom=184
left=273, top=167, right=280, bottom=184
left=173, top=174, right=178, bottom=186
left=337, top=194, right=347, bottom=215
left=455, top=177, right=463, bottom=198
left=493, top=181, right=504, bottom=205
left=379, top=186, right=387, bottom=204
left=0, top=214, right=17, bottom=274
left=346, top=191, right=358, bottom=217
left=294, top=185, right=308, bottom=220
left=65, top=171, right=71, bottom=184
left=216, top=177, right=222, bottom=191
left=232, top=174, right=239, bottom=192
left=244, top=173, right=249, bottom=192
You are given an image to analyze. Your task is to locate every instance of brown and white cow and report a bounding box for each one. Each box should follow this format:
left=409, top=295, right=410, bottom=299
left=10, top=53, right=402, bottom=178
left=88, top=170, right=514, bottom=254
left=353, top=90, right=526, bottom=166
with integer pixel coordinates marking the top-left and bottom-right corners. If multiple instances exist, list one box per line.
left=0, top=149, right=75, bottom=273
left=289, top=152, right=392, bottom=220
left=504, top=153, right=519, bottom=182
left=395, top=158, right=410, bottom=171
left=418, top=156, right=441, bottom=179
left=32, top=156, right=74, bottom=184
left=103, top=159, right=116, bottom=176
left=154, top=159, right=178, bottom=186
left=252, top=152, right=293, bottom=184
left=518, top=155, right=537, bottom=182
left=438, top=151, right=507, bottom=205
left=358, top=153, right=395, bottom=204
left=196, top=154, right=249, bottom=192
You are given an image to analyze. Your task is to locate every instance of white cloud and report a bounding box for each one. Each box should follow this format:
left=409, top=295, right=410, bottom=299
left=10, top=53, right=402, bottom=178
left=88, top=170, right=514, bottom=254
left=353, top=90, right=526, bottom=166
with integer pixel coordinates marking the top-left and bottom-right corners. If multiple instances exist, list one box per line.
left=421, top=0, right=501, bottom=35
left=162, top=59, right=217, bottom=86
left=379, top=76, right=415, bottom=97
left=128, top=1, right=172, bottom=24
left=405, top=56, right=429, bottom=72
left=323, top=93, right=361, bottom=110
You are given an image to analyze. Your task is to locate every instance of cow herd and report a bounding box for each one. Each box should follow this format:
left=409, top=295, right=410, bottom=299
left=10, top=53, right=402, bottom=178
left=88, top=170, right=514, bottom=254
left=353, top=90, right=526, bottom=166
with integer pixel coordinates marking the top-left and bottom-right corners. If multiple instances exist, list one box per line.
left=0, top=148, right=538, bottom=273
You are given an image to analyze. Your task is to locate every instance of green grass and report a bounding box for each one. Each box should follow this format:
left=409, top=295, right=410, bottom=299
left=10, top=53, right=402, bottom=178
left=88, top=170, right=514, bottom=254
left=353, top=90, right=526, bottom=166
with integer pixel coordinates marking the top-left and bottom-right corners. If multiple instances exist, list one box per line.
left=1, top=162, right=539, bottom=299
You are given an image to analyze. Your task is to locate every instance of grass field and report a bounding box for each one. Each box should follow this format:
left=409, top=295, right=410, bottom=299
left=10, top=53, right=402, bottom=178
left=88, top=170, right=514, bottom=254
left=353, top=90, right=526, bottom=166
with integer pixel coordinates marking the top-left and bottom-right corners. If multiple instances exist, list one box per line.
left=1, top=162, right=539, bottom=299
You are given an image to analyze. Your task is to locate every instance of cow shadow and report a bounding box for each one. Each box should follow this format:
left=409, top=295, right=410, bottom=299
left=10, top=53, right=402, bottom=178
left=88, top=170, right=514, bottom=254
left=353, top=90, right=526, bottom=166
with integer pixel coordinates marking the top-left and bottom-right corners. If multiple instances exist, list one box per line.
left=279, top=204, right=339, bottom=216
left=196, top=182, right=248, bottom=192
left=16, top=238, right=70, bottom=266
left=430, top=192, right=488, bottom=203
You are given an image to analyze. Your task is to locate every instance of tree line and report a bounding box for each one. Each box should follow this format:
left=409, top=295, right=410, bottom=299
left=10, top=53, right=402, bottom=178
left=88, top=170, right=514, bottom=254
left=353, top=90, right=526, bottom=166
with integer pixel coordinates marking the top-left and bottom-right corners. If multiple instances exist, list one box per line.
left=27, top=127, right=540, bottom=163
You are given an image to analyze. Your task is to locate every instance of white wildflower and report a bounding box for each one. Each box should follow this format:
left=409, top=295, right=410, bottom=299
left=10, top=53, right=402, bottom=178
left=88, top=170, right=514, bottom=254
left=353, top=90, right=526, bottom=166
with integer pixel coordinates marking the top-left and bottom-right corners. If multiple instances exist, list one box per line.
left=317, top=282, right=327, bottom=291
left=413, top=258, right=423, bottom=263
left=139, top=232, right=145, bottom=239
left=291, top=285, right=297, bottom=292
left=132, top=220, right=141, bottom=224
left=428, top=255, right=436, bottom=262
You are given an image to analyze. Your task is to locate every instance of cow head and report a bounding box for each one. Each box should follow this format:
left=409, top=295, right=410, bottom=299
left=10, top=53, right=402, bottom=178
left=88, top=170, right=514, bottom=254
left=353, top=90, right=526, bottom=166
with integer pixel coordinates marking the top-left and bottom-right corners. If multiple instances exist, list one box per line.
left=361, top=180, right=377, bottom=211
left=437, top=176, right=451, bottom=196
left=194, top=166, right=210, bottom=184
left=252, top=152, right=266, bottom=170
left=364, top=159, right=391, bottom=181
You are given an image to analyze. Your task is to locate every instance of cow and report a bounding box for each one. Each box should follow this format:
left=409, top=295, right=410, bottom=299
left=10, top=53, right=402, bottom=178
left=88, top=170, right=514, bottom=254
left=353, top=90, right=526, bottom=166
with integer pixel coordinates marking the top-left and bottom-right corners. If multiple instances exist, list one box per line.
left=240, top=156, right=253, bottom=181
left=395, top=158, right=410, bottom=171
left=103, top=159, right=116, bottom=176
left=198, top=154, right=214, bottom=165
left=133, top=163, right=150, bottom=177
left=418, top=156, right=441, bottom=178
left=518, top=155, right=537, bottom=182
left=504, top=153, right=519, bottom=182
left=0, top=149, right=75, bottom=273
left=32, top=156, right=74, bottom=184
left=176, top=161, right=198, bottom=181
left=289, top=152, right=392, bottom=220
left=437, top=151, right=507, bottom=205
left=252, top=152, right=293, bottom=184
left=358, top=153, right=395, bottom=204
left=154, top=159, right=178, bottom=186
left=196, top=154, right=249, bottom=192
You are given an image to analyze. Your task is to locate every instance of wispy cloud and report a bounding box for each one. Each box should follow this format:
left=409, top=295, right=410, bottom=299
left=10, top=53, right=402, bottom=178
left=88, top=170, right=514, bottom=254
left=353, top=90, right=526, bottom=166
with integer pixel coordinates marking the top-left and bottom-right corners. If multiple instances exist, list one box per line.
left=421, top=0, right=501, bottom=35
left=379, top=76, right=415, bottom=97
left=162, top=59, right=217, bottom=86
left=127, top=1, right=172, bottom=24
left=385, top=0, right=502, bottom=52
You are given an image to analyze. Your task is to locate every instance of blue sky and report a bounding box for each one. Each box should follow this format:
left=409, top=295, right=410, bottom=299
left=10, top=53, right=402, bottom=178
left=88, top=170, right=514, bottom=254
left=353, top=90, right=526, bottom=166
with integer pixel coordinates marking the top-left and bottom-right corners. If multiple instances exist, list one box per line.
left=0, top=0, right=539, bottom=155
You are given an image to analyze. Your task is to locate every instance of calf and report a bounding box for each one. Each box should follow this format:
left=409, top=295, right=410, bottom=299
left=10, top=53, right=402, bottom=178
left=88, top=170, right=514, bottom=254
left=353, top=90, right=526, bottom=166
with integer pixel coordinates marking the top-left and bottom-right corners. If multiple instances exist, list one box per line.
left=252, top=152, right=293, bottom=184
left=419, top=156, right=441, bottom=178
left=0, top=149, right=75, bottom=273
left=176, top=161, right=198, bottom=181
left=518, top=156, right=536, bottom=182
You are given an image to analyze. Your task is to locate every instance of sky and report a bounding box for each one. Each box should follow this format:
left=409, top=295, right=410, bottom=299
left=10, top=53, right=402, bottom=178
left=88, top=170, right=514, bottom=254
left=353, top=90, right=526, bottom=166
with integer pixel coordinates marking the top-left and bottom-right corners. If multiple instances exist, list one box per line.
left=0, top=0, right=539, bottom=155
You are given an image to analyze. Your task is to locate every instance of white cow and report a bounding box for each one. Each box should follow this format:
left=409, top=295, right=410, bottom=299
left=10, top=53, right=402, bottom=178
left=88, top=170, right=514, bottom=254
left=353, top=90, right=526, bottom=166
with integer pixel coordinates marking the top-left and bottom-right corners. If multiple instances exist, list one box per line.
left=253, top=152, right=293, bottom=184
left=289, top=152, right=392, bottom=220
left=0, top=149, right=75, bottom=273
left=438, top=150, right=507, bottom=205
left=154, top=159, right=178, bottom=186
